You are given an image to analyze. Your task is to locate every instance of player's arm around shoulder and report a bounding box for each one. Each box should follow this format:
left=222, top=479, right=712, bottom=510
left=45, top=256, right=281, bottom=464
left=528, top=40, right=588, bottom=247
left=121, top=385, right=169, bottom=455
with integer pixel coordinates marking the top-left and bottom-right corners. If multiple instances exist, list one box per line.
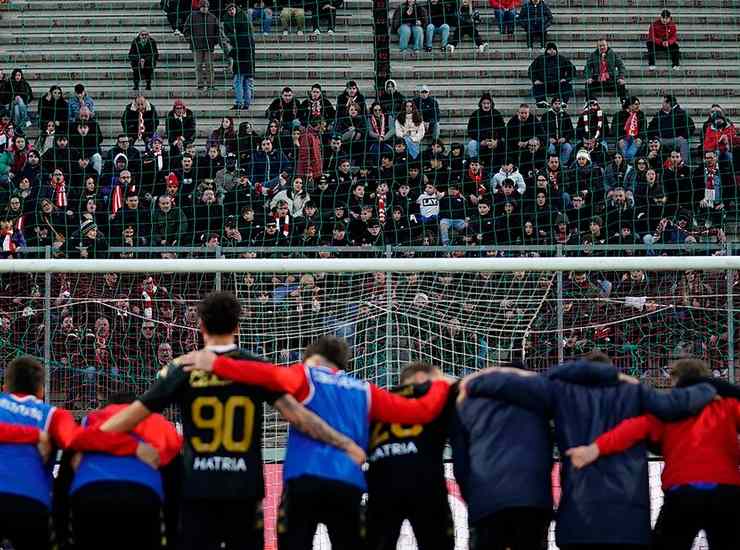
left=369, top=372, right=453, bottom=425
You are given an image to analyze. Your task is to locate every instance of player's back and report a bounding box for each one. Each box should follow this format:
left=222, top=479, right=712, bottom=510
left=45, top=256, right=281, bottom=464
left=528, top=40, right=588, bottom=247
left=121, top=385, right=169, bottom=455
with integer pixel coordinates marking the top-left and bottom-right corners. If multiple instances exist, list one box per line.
left=284, top=364, right=369, bottom=489
left=140, top=348, right=280, bottom=501
left=0, top=392, right=55, bottom=506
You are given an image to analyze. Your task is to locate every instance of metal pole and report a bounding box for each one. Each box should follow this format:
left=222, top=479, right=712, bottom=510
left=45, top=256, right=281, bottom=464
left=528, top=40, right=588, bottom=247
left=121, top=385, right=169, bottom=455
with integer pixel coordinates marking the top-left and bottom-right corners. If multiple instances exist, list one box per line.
left=727, top=267, right=735, bottom=384
left=557, top=245, right=564, bottom=365
left=384, top=245, right=393, bottom=389
left=43, top=246, right=51, bottom=403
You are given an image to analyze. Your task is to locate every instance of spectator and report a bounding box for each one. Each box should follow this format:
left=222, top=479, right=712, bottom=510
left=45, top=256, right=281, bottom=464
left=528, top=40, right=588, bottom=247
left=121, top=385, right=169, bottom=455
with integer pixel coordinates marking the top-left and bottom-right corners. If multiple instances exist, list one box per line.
left=438, top=181, right=469, bottom=245
left=266, top=87, right=301, bottom=127
left=603, top=151, right=628, bottom=194
left=703, top=110, right=736, bottom=162
left=367, top=102, right=395, bottom=159
left=208, top=116, right=238, bottom=156
left=646, top=95, right=694, bottom=166
left=271, top=177, right=311, bottom=217
left=661, top=149, right=692, bottom=208
left=647, top=9, right=680, bottom=71
left=68, top=116, right=104, bottom=175
left=491, top=161, right=525, bottom=195
left=584, top=38, right=627, bottom=103
left=528, top=42, right=575, bottom=108
left=279, top=0, right=307, bottom=34
left=448, top=0, right=488, bottom=53
left=37, top=86, right=68, bottom=131
left=612, top=96, right=647, bottom=161
left=120, top=95, right=160, bottom=145
left=299, top=84, right=336, bottom=126
left=540, top=97, right=575, bottom=165
left=466, top=92, right=506, bottom=162
left=505, top=103, right=541, bottom=167
left=693, top=150, right=733, bottom=214
left=128, top=29, right=159, bottom=91
left=425, top=0, right=456, bottom=52
left=395, top=100, right=426, bottom=159
left=337, top=102, right=368, bottom=163
left=516, top=0, right=552, bottom=50
left=489, top=0, right=521, bottom=35
left=392, top=0, right=427, bottom=55
left=413, top=84, right=441, bottom=141
left=182, top=0, right=221, bottom=92
left=251, top=137, right=291, bottom=190
left=162, top=0, right=190, bottom=35
left=644, top=137, right=666, bottom=170
left=67, top=83, right=95, bottom=122
left=67, top=219, right=108, bottom=259
left=223, top=2, right=256, bottom=111
left=2, top=69, right=33, bottom=129
left=376, top=79, right=405, bottom=119
left=311, top=0, right=342, bottom=34
left=336, top=80, right=368, bottom=119
left=151, top=194, right=188, bottom=245
left=165, top=99, right=197, bottom=147
left=250, top=0, right=274, bottom=35
left=576, top=98, right=609, bottom=146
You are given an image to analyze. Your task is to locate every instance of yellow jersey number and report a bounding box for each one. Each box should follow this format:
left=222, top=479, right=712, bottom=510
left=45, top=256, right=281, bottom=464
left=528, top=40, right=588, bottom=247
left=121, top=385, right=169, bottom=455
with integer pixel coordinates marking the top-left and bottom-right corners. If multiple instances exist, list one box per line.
left=190, top=395, right=256, bottom=453
left=370, top=422, right=423, bottom=448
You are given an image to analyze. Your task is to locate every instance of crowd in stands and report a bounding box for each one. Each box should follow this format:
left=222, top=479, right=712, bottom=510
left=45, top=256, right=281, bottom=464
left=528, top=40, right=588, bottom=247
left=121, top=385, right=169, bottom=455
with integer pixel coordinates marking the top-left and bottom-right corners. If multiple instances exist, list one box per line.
left=0, top=2, right=737, bottom=261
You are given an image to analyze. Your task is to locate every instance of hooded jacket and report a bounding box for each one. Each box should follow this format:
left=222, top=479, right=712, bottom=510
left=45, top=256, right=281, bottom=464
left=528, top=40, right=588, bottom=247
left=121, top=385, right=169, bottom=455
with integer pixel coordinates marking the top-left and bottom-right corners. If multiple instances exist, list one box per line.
left=528, top=43, right=575, bottom=84
left=377, top=80, right=406, bottom=118
left=466, top=93, right=506, bottom=142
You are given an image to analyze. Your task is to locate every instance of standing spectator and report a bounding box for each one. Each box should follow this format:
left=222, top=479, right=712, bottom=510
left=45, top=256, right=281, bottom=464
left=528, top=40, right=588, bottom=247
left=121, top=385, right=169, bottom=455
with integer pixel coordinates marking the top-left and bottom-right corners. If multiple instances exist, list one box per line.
left=128, top=29, right=159, bottom=91
left=647, top=9, right=680, bottom=71
left=528, top=42, right=575, bottom=108
left=223, top=3, right=256, bottom=111
left=120, top=95, right=160, bottom=145
left=3, top=69, right=33, bottom=129
left=311, top=0, right=342, bottom=34
left=395, top=100, right=425, bottom=160
left=516, top=0, right=552, bottom=50
left=584, top=38, right=627, bottom=103
left=647, top=95, right=694, bottom=165
left=466, top=92, right=506, bottom=161
left=37, top=86, right=68, bottom=131
left=250, top=0, right=274, bottom=34
left=182, top=0, right=222, bottom=92
left=165, top=99, right=197, bottom=147
left=448, top=0, right=488, bottom=53
left=489, top=0, right=520, bottom=35
left=703, top=110, right=736, bottom=162
left=424, top=0, right=456, bottom=52
left=392, top=0, right=426, bottom=55
left=162, top=0, right=191, bottom=35
left=540, top=97, right=574, bottom=166
left=68, top=83, right=95, bottom=122
left=413, top=84, right=441, bottom=141
left=612, top=96, right=647, bottom=161
left=279, top=0, right=307, bottom=34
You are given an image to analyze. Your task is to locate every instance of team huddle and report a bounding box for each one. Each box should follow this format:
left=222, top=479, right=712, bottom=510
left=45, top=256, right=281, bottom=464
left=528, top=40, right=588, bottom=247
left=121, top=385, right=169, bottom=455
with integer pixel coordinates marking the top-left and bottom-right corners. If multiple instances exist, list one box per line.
left=0, top=291, right=737, bottom=550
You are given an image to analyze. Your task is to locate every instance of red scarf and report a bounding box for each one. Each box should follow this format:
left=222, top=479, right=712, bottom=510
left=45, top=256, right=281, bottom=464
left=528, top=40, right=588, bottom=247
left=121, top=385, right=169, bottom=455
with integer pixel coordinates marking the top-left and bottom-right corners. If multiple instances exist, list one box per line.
left=624, top=112, right=639, bottom=138
left=370, top=115, right=386, bottom=139
left=273, top=213, right=290, bottom=236
left=138, top=110, right=146, bottom=140
left=706, top=165, right=717, bottom=190
left=598, top=55, right=610, bottom=82
left=111, top=184, right=123, bottom=216
left=52, top=176, right=67, bottom=208
left=582, top=107, right=604, bottom=140
left=377, top=194, right=386, bottom=224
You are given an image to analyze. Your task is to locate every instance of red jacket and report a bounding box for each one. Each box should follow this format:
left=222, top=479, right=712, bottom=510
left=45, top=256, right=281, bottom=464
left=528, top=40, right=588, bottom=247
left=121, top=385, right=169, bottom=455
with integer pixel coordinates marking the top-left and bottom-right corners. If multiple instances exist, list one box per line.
left=488, top=0, right=522, bottom=9
left=647, top=19, right=678, bottom=45
left=704, top=124, right=738, bottom=153
left=596, top=399, right=740, bottom=490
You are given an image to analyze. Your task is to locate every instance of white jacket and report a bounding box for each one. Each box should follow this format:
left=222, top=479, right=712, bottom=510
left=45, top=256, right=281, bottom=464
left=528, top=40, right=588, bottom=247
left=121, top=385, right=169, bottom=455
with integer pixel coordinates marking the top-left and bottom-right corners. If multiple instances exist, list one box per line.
left=395, top=118, right=425, bottom=143
left=491, top=169, right=526, bottom=195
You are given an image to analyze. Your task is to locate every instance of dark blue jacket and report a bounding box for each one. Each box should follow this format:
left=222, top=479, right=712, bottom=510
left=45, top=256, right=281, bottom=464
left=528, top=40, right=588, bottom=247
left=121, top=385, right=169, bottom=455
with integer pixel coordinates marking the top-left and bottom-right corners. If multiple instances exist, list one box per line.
left=451, top=387, right=553, bottom=523
left=465, top=361, right=716, bottom=546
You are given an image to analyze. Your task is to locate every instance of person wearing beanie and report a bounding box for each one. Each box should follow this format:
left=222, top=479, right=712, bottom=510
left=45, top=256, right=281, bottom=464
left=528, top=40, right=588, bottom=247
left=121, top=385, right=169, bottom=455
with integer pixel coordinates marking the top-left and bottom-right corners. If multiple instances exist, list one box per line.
left=528, top=41, right=575, bottom=108
left=516, top=0, right=553, bottom=50
left=647, top=9, right=680, bottom=71
left=128, top=29, right=159, bottom=91
left=165, top=99, right=197, bottom=146
left=67, top=218, right=108, bottom=258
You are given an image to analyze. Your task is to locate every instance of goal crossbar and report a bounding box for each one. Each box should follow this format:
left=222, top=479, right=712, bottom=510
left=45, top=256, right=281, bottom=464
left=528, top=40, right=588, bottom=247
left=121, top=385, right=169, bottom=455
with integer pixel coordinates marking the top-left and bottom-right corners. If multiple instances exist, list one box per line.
left=2, top=256, right=740, bottom=274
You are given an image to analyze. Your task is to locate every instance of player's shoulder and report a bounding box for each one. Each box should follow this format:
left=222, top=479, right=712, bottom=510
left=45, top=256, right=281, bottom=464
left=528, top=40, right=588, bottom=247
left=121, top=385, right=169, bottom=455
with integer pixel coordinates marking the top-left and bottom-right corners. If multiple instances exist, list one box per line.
left=158, top=359, right=186, bottom=380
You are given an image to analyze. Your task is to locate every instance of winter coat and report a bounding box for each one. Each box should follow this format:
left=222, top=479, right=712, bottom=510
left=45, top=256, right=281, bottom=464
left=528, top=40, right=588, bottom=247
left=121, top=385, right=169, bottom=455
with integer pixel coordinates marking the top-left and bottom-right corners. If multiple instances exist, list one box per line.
left=647, top=105, right=695, bottom=140
left=151, top=206, right=189, bottom=244
left=2, top=73, right=33, bottom=105
left=647, top=18, right=677, bottom=45
left=540, top=108, right=575, bottom=142
left=413, top=95, right=441, bottom=124
left=223, top=9, right=256, bottom=77
left=183, top=10, right=221, bottom=51
left=612, top=109, right=647, bottom=141
left=68, top=94, right=95, bottom=122
left=37, top=94, right=69, bottom=127
left=465, top=361, right=716, bottom=546
left=391, top=2, right=427, bottom=32
left=299, top=96, right=336, bottom=125
left=166, top=108, right=197, bottom=145
left=426, top=0, right=458, bottom=27
left=395, top=116, right=425, bottom=143
left=528, top=52, right=575, bottom=84
left=488, top=0, right=521, bottom=8
left=583, top=47, right=626, bottom=81
left=128, top=37, right=160, bottom=67
left=467, top=97, right=506, bottom=142
left=296, top=126, right=323, bottom=180
left=120, top=101, right=160, bottom=142
left=516, top=0, right=552, bottom=33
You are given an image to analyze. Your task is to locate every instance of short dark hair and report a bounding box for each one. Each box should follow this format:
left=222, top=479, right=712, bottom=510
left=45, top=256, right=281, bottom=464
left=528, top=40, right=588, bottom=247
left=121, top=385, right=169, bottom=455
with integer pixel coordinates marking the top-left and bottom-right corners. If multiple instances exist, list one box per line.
left=660, top=9, right=671, bottom=17
left=582, top=350, right=612, bottom=365
left=670, top=358, right=710, bottom=381
left=304, top=336, right=351, bottom=370
left=197, top=291, right=241, bottom=336
left=5, top=356, right=44, bottom=395
left=400, top=361, right=435, bottom=384
left=74, top=83, right=85, bottom=94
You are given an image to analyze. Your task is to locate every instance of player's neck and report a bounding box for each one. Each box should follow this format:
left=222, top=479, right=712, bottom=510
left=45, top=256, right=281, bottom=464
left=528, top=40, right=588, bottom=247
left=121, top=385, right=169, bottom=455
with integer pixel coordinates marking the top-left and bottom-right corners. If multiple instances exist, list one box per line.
left=203, top=334, right=235, bottom=347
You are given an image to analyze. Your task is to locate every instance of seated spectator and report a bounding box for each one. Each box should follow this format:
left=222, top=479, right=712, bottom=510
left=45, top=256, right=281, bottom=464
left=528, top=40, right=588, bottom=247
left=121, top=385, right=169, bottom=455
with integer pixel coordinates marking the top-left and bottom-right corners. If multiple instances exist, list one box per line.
left=491, top=162, right=525, bottom=195
left=466, top=92, right=506, bottom=162
left=377, top=79, right=406, bottom=119
left=266, top=86, right=301, bottom=128
left=165, top=99, right=197, bottom=147
left=69, top=116, right=104, bottom=175
left=395, top=100, right=425, bottom=159
left=647, top=9, right=680, bottom=71
left=584, top=38, right=627, bottom=104
left=516, top=0, right=552, bottom=50
left=279, top=0, right=307, bottom=34
left=367, top=102, right=395, bottom=159
left=120, top=95, right=160, bottom=145
left=251, top=137, right=291, bottom=191
left=37, top=86, right=68, bottom=132
left=661, top=149, right=691, bottom=207
left=413, top=84, right=441, bottom=141
left=529, top=42, right=575, bottom=108
left=392, top=0, right=427, bottom=55
left=336, top=80, right=368, bottom=119
left=311, top=0, right=342, bottom=34
left=646, top=95, right=694, bottom=166
left=336, top=102, right=368, bottom=164
left=67, top=219, right=108, bottom=259
left=505, top=103, right=542, bottom=167
left=299, top=83, right=336, bottom=125
left=489, top=0, right=520, bottom=35
left=68, top=83, right=95, bottom=122
left=447, top=0, right=488, bottom=53
left=603, top=151, right=627, bottom=195
left=693, top=150, right=734, bottom=214
left=208, top=117, right=238, bottom=156
left=519, top=137, right=547, bottom=179
left=644, top=137, right=666, bottom=171
left=129, top=29, right=159, bottom=91
left=612, top=96, right=647, bottom=161
left=249, top=0, right=274, bottom=34
left=566, top=149, right=603, bottom=205
left=703, top=110, right=736, bottom=162
left=425, top=0, right=456, bottom=51
left=540, top=97, right=574, bottom=165
left=438, top=182, right=469, bottom=245
left=271, top=177, right=311, bottom=218
left=576, top=98, right=609, bottom=148
left=151, top=194, right=189, bottom=246
left=1, top=69, right=33, bottom=129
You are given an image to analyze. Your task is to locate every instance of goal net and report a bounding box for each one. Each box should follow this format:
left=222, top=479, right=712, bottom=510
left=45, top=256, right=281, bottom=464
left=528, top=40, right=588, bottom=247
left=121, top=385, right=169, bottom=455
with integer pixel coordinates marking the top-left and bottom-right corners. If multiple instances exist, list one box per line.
left=0, top=255, right=733, bottom=549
